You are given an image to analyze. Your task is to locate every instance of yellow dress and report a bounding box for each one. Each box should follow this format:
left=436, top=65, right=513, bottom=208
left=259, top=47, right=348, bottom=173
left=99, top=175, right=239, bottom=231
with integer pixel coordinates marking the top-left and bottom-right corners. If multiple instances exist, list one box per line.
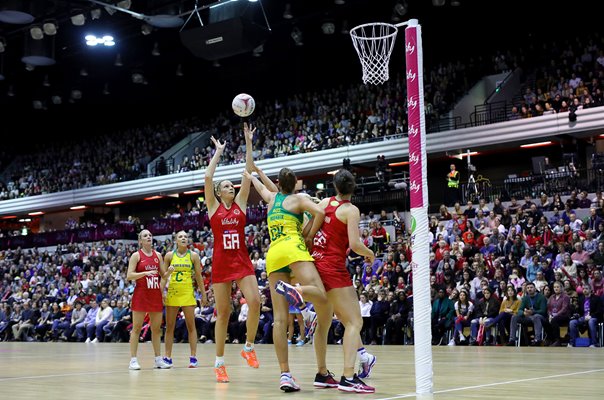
left=165, top=250, right=196, bottom=307
left=266, top=193, right=314, bottom=275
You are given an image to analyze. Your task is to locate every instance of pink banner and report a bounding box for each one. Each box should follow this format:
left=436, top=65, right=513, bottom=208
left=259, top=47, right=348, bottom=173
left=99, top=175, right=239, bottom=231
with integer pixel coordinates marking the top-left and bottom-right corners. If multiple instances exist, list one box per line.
left=405, top=27, right=423, bottom=209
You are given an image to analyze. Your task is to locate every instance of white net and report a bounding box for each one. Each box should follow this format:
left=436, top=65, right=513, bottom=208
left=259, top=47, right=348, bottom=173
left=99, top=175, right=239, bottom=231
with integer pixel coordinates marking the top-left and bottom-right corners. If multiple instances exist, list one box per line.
left=350, top=22, right=398, bottom=85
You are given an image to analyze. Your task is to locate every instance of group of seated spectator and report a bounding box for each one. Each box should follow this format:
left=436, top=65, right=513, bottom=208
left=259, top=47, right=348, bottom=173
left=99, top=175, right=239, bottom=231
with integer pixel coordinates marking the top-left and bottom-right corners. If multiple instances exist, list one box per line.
left=2, top=186, right=604, bottom=349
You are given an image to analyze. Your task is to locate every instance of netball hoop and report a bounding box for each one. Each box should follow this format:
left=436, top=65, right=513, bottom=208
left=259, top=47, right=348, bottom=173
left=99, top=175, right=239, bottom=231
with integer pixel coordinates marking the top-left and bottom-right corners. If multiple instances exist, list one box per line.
left=351, top=19, right=434, bottom=395
left=349, top=22, right=398, bottom=85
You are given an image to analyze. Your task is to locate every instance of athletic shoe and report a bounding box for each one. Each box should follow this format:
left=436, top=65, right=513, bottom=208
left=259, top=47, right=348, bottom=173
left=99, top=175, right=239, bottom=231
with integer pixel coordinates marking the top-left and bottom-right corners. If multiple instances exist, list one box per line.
left=91, top=338, right=98, bottom=343
left=129, top=358, right=141, bottom=370
left=305, top=311, right=318, bottom=338
left=154, top=357, right=172, bottom=369
left=189, top=357, right=198, bottom=368
left=85, top=338, right=91, bottom=343
left=357, top=353, right=376, bottom=379
left=338, top=374, right=375, bottom=393
left=163, top=357, right=173, bottom=367
left=313, top=371, right=339, bottom=388
left=296, top=339, right=305, bottom=347
left=280, top=374, right=300, bottom=392
left=275, top=280, right=305, bottom=309
left=215, top=365, right=229, bottom=383
left=241, top=348, right=259, bottom=368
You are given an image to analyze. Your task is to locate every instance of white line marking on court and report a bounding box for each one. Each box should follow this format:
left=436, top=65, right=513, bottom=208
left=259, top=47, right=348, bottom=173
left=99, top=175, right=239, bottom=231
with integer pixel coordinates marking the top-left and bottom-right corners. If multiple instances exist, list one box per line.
left=374, top=369, right=604, bottom=400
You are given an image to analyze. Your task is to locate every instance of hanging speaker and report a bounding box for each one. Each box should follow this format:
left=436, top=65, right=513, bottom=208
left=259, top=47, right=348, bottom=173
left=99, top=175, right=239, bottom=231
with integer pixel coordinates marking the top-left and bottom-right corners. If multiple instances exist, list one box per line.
left=180, top=2, right=270, bottom=61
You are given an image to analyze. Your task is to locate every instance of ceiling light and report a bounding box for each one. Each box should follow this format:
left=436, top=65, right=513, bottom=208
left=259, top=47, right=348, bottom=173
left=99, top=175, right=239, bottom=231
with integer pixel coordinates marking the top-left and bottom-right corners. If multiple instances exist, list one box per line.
left=80, top=68, right=88, bottom=76
left=25, top=63, right=35, bottom=71
left=30, top=25, right=43, bottom=40
left=451, top=0, right=461, bottom=6
left=7, top=85, right=14, bottom=96
left=175, top=64, right=184, bottom=76
left=334, top=0, right=346, bottom=4
left=102, top=83, right=110, bottom=95
left=71, top=10, right=86, bottom=26
left=70, top=89, right=82, bottom=100
left=212, top=60, right=221, bottom=68
left=32, top=100, right=44, bottom=110
left=0, top=1, right=35, bottom=24
left=151, top=42, right=160, bottom=56
left=70, top=205, right=87, bottom=210
left=141, top=23, right=153, bottom=35
left=520, top=141, right=553, bottom=148
left=28, top=211, right=44, bottom=216
left=432, top=0, right=446, bottom=5
left=341, top=20, right=349, bottom=34
left=132, top=72, right=145, bottom=84
left=291, top=27, right=303, bottom=46
left=321, top=21, right=335, bottom=35
left=252, top=44, right=264, bottom=57
left=43, top=20, right=58, bottom=36
left=105, top=200, right=123, bottom=205
left=42, top=75, right=50, bottom=86
left=283, top=3, right=293, bottom=19
left=394, top=1, right=408, bottom=16
left=91, top=8, right=102, bottom=20
left=117, top=0, right=132, bottom=9
left=104, top=6, right=116, bottom=16
left=51, top=95, right=62, bottom=105
left=114, top=53, right=123, bottom=66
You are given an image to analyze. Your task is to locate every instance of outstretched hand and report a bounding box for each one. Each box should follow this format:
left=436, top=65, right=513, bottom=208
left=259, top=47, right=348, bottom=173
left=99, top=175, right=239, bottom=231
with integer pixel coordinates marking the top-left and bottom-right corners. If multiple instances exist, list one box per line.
left=210, top=136, right=226, bottom=152
left=242, top=170, right=253, bottom=180
left=243, top=122, right=256, bottom=141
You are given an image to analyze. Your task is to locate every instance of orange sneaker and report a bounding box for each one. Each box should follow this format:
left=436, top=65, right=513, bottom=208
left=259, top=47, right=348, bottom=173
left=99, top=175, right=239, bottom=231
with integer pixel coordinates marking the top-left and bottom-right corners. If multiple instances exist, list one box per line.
left=215, top=365, right=229, bottom=383
left=241, top=348, right=259, bottom=368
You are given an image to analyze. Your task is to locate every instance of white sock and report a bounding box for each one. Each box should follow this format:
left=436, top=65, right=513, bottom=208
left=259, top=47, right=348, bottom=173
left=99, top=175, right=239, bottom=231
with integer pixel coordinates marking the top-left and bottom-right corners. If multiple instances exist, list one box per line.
left=300, top=307, right=310, bottom=320
left=131, top=357, right=138, bottom=362
left=215, top=356, right=225, bottom=367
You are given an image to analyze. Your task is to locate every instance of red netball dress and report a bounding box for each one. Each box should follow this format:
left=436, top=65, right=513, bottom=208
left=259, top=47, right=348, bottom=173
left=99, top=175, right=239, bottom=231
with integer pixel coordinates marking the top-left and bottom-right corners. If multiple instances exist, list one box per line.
left=131, top=249, right=164, bottom=312
left=210, top=203, right=255, bottom=283
left=312, top=197, right=352, bottom=291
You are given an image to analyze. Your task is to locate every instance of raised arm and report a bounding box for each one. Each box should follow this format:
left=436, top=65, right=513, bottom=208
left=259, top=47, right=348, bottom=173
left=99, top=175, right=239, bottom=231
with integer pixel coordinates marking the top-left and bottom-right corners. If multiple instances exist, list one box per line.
left=243, top=169, right=274, bottom=204
left=204, top=136, right=226, bottom=214
left=235, top=123, right=255, bottom=210
left=254, top=164, right=279, bottom=193
left=298, top=195, right=325, bottom=248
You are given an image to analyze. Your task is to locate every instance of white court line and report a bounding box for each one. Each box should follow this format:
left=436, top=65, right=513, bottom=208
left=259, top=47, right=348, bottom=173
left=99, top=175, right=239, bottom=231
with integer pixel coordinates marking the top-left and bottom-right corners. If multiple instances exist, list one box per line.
left=375, top=368, right=604, bottom=400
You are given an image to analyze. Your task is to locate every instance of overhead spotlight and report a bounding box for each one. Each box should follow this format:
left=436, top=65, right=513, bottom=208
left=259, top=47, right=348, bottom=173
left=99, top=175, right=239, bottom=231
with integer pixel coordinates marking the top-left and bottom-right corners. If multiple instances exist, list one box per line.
left=7, top=85, right=15, bottom=96
left=151, top=42, right=160, bottom=56
left=32, top=100, right=44, bottom=110
left=51, top=95, right=62, bottom=105
left=80, top=68, right=88, bottom=77
left=334, top=0, right=346, bottom=4
left=102, top=83, right=110, bottom=95
left=321, top=21, right=335, bottom=35
left=0, top=1, right=35, bottom=24
left=341, top=20, right=349, bottom=34
left=25, top=63, right=35, bottom=71
left=0, top=37, right=6, bottom=53
left=432, top=0, right=446, bottom=5
left=70, top=89, right=82, bottom=100
left=393, top=1, right=408, bottom=17
left=283, top=3, right=293, bottom=19
left=42, top=20, right=58, bottom=36
left=90, top=8, right=102, bottom=20
left=117, top=0, right=132, bottom=9
left=290, top=27, right=303, bottom=46
left=212, top=60, right=221, bottom=68
left=252, top=44, right=264, bottom=57
left=131, top=71, right=144, bottom=84
left=29, top=25, right=44, bottom=40
left=42, top=75, right=50, bottom=87
left=104, top=6, right=116, bottom=15
left=114, top=53, right=123, bottom=66
left=141, top=23, right=153, bottom=35
left=71, top=10, right=86, bottom=26
left=175, top=64, right=183, bottom=76
left=450, top=0, right=461, bottom=5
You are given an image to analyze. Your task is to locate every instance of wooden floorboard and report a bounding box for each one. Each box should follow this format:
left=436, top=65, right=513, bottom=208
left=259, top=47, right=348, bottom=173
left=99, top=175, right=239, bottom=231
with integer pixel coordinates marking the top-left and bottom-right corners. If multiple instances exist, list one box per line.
left=0, top=343, right=601, bottom=399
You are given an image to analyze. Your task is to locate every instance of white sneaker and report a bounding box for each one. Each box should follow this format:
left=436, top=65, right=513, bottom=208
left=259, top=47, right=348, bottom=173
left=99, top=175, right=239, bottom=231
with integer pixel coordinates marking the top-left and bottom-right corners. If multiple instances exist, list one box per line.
left=155, top=357, right=172, bottom=369
left=85, top=338, right=91, bottom=343
left=91, top=338, right=98, bottom=343
left=448, top=339, right=456, bottom=346
left=206, top=339, right=214, bottom=344
left=129, top=358, right=141, bottom=370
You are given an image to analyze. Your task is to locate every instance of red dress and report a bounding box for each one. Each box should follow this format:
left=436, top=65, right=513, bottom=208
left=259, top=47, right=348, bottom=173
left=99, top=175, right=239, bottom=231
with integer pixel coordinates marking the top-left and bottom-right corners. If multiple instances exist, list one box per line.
left=311, top=197, right=352, bottom=292
left=210, top=203, right=255, bottom=283
left=131, top=249, right=163, bottom=313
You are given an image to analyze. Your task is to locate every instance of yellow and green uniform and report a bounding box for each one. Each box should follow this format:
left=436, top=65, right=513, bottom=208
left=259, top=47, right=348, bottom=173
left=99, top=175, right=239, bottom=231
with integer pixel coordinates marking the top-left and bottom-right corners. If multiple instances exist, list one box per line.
left=165, top=250, right=196, bottom=307
left=266, top=193, right=314, bottom=275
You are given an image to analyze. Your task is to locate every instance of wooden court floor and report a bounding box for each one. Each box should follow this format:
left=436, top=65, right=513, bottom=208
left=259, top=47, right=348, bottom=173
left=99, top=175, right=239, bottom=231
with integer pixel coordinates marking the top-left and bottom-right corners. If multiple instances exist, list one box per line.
left=0, top=342, right=601, bottom=399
